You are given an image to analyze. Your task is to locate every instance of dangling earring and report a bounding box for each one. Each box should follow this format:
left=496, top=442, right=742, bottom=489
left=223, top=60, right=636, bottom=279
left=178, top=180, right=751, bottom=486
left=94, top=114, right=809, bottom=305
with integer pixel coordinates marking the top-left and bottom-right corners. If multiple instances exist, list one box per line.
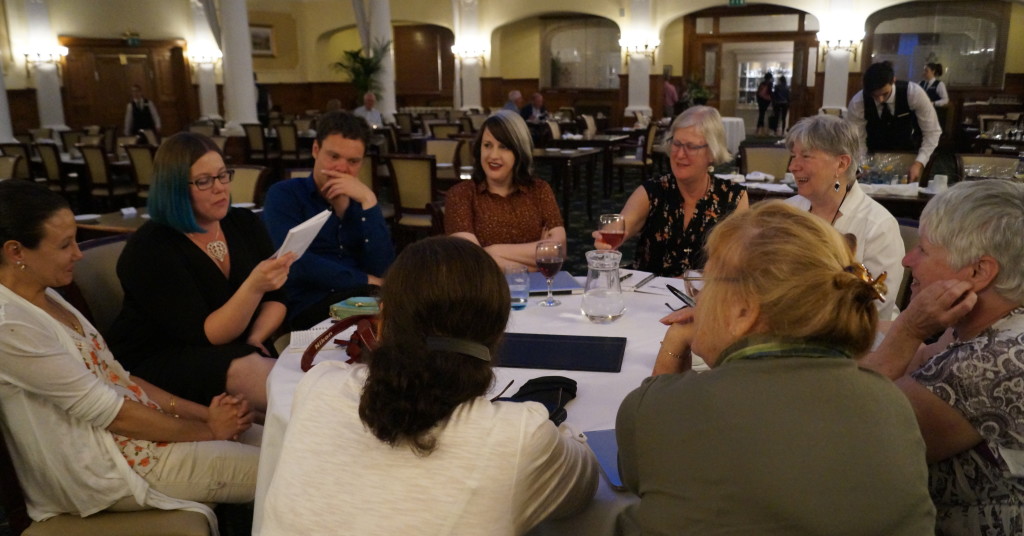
left=707, top=165, right=714, bottom=174
left=16, top=261, right=26, bottom=271
left=833, top=170, right=841, bottom=192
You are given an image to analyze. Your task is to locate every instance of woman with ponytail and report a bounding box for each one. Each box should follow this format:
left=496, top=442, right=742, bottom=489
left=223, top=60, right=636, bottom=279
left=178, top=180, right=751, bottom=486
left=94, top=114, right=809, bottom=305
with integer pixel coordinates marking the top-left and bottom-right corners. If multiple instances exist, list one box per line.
left=616, top=201, right=935, bottom=535
left=262, top=236, right=597, bottom=535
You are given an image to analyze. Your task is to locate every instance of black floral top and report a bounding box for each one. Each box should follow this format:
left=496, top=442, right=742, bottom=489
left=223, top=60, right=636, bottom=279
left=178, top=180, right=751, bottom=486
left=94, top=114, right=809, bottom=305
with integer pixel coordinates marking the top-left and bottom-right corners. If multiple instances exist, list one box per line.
left=635, top=175, right=745, bottom=276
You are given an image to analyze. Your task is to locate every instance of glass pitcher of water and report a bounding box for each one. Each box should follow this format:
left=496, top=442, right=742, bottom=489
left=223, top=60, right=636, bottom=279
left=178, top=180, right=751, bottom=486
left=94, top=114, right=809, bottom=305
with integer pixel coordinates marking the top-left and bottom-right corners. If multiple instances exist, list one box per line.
left=581, top=250, right=625, bottom=323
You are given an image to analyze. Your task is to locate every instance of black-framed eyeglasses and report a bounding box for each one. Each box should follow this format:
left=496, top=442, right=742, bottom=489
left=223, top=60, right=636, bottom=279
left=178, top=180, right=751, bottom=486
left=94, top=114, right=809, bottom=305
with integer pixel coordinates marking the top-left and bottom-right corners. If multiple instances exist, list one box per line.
left=189, top=169, right=235, bottom=190
left=670, top=141, right=709, bottom=154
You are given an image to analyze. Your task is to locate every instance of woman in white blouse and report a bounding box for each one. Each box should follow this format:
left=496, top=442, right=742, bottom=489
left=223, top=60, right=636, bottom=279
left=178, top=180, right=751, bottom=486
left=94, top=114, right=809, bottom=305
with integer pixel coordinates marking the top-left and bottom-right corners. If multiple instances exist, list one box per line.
left=0, top=180, right=258, bottom=530
left=920, top=63, right=949, bottom=108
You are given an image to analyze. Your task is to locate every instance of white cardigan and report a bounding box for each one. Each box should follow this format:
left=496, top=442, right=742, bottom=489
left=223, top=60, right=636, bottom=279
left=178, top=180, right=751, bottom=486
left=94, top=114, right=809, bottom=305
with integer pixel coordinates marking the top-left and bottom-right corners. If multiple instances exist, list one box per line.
left=0, top=284, right=217, bottom=532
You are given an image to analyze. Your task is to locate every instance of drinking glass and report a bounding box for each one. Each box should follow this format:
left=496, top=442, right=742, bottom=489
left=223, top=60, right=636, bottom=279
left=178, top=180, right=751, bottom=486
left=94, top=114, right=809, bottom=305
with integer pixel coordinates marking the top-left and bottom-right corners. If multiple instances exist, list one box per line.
left=682, top=269, right=705, bottom=298
left=598, top=214, right=625, bottom=250
left=535, top=241, right=564, bottom=307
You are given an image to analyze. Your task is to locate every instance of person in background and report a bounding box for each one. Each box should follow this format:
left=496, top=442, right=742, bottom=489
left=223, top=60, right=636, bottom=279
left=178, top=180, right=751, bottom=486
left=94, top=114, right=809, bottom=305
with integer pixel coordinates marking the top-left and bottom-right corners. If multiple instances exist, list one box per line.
left=920, top=63, right=949, bottom=107
left=618, top=201, right=935, bottom=535
left=123, top=84, right=161, bottom=137
left=262, top=111, right=394, bottom=330
left=255, top=73, right=272, bottom=127
left=446, top=110, right=564, bottom=270
left=107, top=133, right=294, bottom=413
left=771, top=75, right=790, bottom=136
left=503, top=89, right=524, bottom=112
left=353, top=92, right=384, bottom=129
left=860, top=180, right=1024, bottom=534
left=846, top=61, right=941, bottom=183
left=783, top=114, right=904, bottom=318
left=663, top=79, right=679, bottom=118
left=755, top=72, right=773, bottom=136
left=593, top=106, right=748, bottom=276
left=0, top=180, right=259, bottom=532
left=520, top=92, right=547, bottom=122
left=260, top=236, right=598, bottom=534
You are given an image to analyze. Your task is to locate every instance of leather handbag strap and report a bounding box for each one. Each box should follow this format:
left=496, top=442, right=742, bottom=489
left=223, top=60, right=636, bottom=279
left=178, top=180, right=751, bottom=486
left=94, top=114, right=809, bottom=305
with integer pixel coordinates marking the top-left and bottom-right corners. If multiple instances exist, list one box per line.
left=300, top=314, right=375, bottom=372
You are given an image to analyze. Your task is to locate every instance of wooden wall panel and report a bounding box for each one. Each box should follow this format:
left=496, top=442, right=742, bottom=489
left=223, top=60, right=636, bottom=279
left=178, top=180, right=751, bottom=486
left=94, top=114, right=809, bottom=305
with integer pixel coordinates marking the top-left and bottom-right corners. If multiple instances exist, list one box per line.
left=393, top=25, right=454, bottom=105
left=8, top=90, right=38, bottom=134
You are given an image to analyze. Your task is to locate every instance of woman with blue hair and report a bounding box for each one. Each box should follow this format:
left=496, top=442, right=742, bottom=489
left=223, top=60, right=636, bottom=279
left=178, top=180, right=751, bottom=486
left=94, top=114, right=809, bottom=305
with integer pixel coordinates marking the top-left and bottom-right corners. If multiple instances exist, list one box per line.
left=108, top=132, right=295, bottom=412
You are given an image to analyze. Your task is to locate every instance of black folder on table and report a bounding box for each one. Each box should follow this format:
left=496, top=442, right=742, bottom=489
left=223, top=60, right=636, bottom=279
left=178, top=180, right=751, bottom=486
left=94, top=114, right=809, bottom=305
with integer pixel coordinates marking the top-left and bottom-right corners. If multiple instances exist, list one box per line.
left=496, top=333, right=626, bottom=373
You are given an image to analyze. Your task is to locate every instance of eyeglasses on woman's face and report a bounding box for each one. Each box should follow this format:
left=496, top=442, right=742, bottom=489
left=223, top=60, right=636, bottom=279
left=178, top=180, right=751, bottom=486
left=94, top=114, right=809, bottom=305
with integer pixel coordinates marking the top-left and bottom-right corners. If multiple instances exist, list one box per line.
left=670, top=140, right=709, bottom=155
left=189, top=169, right=235, bottom=190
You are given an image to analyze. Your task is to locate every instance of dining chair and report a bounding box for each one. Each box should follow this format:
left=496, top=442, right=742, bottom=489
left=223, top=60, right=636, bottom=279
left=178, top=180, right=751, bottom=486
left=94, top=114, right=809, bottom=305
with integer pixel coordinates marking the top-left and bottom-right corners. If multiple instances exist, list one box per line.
left=0, top=142, right=33, bottom=181
left=356, top=155, right=395, bottom=220
left=115, top=136, right=141, bottom=161
left=125, top=144, right=157, bottom=199
left=139, top=129, right=160, bottom=147
left=230, top=164, right=270, bottom=205
left=60, top=130, right=84, bottom=157
left=558, top=107, right=576, bottom=121
left=394, top=112, right=415, bottom=133
left=956, top=153, right=1018, bottom=181
left=457, top=137, right=475, bottom=179
left=29, top=127, right=54, bottom=142
left=468, top=114, right=488, bottom=132
left=0, top=425, right=210, bottom=536
left=424, top=139, right=460, bottom=184
left=0, top=155, right=20, bottom=180
left=242, top=123, right=281, bottom=169
left=459, top=116, right=474, bottom=134
left=79, top=134, right=104, bottom=147
left=188, top=123, right=217, bottom=137
left=82, top=125, right=102, bottom=136
left=740, top=145, right=792, bottom=179
left=35, top=142, right=80, bottom=199
left=547, top=120, right=561, bottom=141
left=276, top=123, right=314, bottom=169
left=386, top=154, right=440, bottom=245
left=293, top=118, right=313, bottom=132
left=580, top=114, right=598, bottom=139
left=428, top=122, right=460, bottom=140
left=79, top=144, right=137, bottom=210
left=209, top=136, right=228, bottom=153
left=612, top=122, right=658, bottom=190
left=101, top=126, right=118, bottom=156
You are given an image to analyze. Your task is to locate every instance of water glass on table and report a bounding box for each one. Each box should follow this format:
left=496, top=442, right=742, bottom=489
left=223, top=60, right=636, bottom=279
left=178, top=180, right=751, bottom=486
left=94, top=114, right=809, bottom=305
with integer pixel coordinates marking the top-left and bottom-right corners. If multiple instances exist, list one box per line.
left=504, top=264, right=529, bottom=310
left=535, top=241, right=564, bottom=307
left=598, top=214, right=625, bottom=249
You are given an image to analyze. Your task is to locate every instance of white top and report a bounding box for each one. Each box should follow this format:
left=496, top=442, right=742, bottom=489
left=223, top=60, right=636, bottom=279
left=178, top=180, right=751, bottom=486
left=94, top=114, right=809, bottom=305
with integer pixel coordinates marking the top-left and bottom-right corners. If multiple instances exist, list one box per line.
left=0, top=285, right=216, bottom=530
left=921, top=79, right=949, bottom=107
left=123, top=99, right=162, bottom=136
left=786, top=181, right=905, bottom=319
left=846, top=81, right=941, bottom=167
left=260, top=362, right=599, bottom=535
left=354, top=106, right=384, bottom=129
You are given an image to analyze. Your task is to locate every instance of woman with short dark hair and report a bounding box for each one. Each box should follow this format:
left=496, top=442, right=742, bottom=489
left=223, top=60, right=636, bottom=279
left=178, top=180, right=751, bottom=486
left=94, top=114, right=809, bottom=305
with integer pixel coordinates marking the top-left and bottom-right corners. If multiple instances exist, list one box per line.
left=262, top=236, right=598, bottom=534
left=107, top=132, right=295, bottom=412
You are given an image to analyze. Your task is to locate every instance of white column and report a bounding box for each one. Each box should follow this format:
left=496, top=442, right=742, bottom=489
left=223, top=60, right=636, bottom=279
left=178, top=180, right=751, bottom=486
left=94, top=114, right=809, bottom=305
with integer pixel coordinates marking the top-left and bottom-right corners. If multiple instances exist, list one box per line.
left=459, top=60, right=483, bottom=111
left=368, top=0, right=396, bottom=122
left=621, top=0, right=655, bottom=119
left=196, top=64, right=220, bottom=119
left=24, top=0, right=67, bottom=130
left=821, top=50, right=851, bottom=113
left=219, top=0, right=258, bottom=135
left=191, top=0, right=222, bottom=119
left=0, top=63, right=16, bottom=142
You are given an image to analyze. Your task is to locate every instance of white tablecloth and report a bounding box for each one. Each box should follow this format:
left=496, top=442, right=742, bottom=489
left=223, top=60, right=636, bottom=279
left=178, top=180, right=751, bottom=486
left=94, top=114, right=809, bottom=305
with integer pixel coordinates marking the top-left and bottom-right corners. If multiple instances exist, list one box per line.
left=254, top=289, right=683, bottom=535
left=721, top=117, right=747, bottom=155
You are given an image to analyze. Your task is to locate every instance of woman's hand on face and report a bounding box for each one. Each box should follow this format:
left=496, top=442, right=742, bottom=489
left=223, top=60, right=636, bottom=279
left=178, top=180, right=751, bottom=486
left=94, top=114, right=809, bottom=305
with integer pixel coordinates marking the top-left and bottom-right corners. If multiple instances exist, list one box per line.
left=206, top=393, right=253, bottom=440
left=246, top=252, right=297, bottom=294
left=591, top=230, right=612, bottom=250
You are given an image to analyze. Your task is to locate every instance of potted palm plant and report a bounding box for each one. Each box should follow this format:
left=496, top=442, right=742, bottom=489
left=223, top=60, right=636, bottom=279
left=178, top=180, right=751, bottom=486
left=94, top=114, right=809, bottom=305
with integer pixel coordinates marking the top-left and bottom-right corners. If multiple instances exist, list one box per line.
left=332, top=39, right=391, bottom=96
left=686, top=74, right=714, bottom=106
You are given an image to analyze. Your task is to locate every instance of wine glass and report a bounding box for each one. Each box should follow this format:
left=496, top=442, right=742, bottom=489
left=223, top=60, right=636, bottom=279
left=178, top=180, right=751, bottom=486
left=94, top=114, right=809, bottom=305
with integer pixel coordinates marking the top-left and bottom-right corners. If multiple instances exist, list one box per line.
left=535, top=241, right=564, bottom=307
left=598, top=214, right=625, bottom=250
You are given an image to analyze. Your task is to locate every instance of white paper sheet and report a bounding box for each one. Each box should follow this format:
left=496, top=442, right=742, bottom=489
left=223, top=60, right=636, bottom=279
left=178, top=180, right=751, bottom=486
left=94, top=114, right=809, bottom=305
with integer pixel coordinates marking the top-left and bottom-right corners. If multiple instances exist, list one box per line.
left=274, top=209, right=331, bottom=259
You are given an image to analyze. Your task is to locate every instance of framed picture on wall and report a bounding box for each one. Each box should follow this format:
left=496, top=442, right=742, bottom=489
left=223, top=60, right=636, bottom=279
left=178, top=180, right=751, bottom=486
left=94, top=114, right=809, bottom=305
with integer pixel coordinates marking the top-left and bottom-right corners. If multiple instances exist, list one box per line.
left=250, top=25, right=275, bottom=57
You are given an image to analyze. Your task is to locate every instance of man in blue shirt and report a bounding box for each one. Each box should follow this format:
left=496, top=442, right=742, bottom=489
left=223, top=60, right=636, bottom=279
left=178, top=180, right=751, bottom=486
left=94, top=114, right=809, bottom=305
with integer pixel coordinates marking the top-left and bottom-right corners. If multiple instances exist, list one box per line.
left=263, top=111, right=394, bottom=329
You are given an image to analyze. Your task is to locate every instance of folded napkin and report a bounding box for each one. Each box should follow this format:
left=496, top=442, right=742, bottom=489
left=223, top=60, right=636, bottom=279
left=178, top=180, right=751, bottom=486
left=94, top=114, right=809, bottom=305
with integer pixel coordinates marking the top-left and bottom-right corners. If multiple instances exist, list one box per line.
left=714, top=173, right=745, bottom=183
left=858, top=183, right=921, bottom=197
left=745, top=171, right=774, bottom=182
left=745, top=183, right=795, bottom=193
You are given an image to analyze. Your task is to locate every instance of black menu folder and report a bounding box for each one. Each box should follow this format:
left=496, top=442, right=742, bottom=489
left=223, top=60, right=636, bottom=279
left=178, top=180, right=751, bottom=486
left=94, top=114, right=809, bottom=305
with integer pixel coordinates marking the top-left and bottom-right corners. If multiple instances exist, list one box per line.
left=496, top=333, right=627, bottom=373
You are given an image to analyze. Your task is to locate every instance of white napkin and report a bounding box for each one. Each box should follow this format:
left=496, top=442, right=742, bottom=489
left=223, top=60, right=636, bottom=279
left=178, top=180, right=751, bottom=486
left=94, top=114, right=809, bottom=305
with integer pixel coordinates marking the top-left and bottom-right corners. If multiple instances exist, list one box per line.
left=745, top=171, right=774, bottom=182
left=745, top=183, right=795, bottom=193
left=858, top=183, right=920, bottom=197
left=120, top=207, right=138, bottom=217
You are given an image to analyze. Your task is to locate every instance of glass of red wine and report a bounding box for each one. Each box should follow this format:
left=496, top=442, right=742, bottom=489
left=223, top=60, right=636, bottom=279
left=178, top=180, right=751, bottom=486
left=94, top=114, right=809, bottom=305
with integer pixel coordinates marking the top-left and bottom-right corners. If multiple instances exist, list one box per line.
left=598, top=214, right=625, bottom=249
left=535, top=241, right=564, bottom=307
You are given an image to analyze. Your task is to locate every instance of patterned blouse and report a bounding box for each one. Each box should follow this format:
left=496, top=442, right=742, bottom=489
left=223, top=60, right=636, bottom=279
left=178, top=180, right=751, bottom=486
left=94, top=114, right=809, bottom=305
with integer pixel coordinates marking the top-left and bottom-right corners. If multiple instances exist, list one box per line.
left=66, top=323, right=170, bottom=477
left=912, top=307, right=1024, bottom=535
left=444, top=178, right=563, bottom=247
left=636, top=175, right=746, bottom=276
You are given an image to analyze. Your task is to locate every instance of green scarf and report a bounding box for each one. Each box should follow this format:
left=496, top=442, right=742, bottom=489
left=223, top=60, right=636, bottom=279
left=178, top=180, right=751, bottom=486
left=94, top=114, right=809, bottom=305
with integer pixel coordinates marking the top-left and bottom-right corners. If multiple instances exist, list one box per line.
left=715, top=335, right=852, bottom=368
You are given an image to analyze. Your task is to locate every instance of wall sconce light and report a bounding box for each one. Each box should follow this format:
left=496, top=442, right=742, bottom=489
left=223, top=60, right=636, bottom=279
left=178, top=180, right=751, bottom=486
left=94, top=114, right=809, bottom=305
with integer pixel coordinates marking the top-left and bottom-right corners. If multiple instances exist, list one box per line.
left=188, top=50, right=223, bottom=65
left=619, top=34, right=659, bottom=64
left=451, top=43, right=488, bottom=68
left=23, top=45, right=68, bottom=78
left=819, top=38, right=859, bottom=62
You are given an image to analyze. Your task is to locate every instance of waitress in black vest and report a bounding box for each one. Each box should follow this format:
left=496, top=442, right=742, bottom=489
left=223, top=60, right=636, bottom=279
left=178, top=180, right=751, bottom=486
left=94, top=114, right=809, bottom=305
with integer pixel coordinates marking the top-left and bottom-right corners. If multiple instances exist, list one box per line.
left=920, top=63, right=948, bottom=107
left=846, top=61, right=941, bottom=183
left=123, top=84, right=162, bottom=137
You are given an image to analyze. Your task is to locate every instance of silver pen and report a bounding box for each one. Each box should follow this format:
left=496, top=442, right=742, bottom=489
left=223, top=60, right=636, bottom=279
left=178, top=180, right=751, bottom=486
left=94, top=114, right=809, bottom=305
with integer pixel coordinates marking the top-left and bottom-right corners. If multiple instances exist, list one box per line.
left=633, top=273, right=656, bottom=290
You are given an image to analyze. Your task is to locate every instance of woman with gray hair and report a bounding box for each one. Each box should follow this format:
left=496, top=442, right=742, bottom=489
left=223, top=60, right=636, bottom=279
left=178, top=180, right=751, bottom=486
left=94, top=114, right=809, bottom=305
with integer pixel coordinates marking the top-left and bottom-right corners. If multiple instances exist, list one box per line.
left=445, top=110, right=565, bottom=270
left=784, top=114, right=904, bottom=318
left=594, top=106, right=748, bottom=276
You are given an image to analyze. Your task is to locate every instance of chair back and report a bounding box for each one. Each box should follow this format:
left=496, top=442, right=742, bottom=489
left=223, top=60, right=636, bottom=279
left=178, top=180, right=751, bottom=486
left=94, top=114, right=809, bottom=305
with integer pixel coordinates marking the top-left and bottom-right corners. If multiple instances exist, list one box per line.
left=60, top=130, right=83, bottom=151
left=581, top=114, right=598, bottom=139
left=78, top=144, right=112, bottom=187
left=394, top=112, right=414, bottom=132
left=126, top=144, right=157, bottom=192
left=242, top=123, right=269, bottom=158
left=0, top=143, right=31, bottom=180
left=956, top=153, right=1018, bottom=181
left=0, top=155, right=19, bottom=180
left=424, top=139, right=459, bottom=166
left=547, top=120, right=561, bottom=140
left=469, top=114, right=488, bottom=132
left=72, top=234, right=129, bottom=335
left=34, top=142, right=63, bottom=183
left=740, top=145, right=792, bottom=179
left=230, top=165, right=269, bottom=205
left=458, top=138, right=475, bottom=176
left=82, top=125, right=102, bottom=136
left=276, top=123, right=300, bottom=153
left=642, top=123, right=657, bottom=160
left=29, top=127, right=53, bottom=142
left=116, top=136, right=140, bottom=160
left=429, top=122, right=460, bottom=139
left=459, top=116, right=474, bottom=133
left=387, top=154, right=438, bottom=224
left=79, top=135, right=103, bottom=147
left=293, top=118, right=313, bottom=132
left=139, top=129, right=159, bottom=147
left=558, top=107, right=576, bottom=121
left=101, top=126, right=117, bottom=155
left=286, top=168, right=313, bottom=179
left=189, top=123, right=216, bottom=137
left=210, top=136, right=228, bottom=153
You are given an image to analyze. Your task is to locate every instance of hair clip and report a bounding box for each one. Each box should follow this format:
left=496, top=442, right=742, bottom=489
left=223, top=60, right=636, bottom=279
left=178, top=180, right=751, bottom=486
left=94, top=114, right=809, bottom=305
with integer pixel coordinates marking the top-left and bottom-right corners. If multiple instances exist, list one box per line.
left=844, top=263, right=887, bottom=303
